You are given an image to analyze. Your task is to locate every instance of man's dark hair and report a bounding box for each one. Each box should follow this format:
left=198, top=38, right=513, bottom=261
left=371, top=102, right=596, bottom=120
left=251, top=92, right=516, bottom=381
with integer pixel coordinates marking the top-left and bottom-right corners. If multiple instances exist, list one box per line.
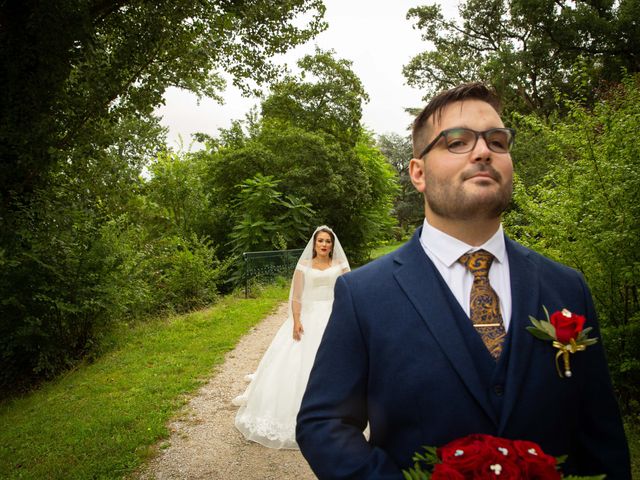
left=412, top=82, right=502, bottom=158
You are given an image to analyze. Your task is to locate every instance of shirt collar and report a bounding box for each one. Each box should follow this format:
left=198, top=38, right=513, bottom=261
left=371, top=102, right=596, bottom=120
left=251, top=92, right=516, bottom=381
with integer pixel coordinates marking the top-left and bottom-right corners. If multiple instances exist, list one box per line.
left=420, top=218, right=506, bottom=267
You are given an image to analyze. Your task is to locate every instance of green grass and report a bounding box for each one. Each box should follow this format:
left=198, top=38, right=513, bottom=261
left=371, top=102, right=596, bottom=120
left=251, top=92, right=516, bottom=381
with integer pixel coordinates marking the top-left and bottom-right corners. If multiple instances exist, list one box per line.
left=0, top=283, right=288, bottom=480
left=368, top=240, right=404, bottom=260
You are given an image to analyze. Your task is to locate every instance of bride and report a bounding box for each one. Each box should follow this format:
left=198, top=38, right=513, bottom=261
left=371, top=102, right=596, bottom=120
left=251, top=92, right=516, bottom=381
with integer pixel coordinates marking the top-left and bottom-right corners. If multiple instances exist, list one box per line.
left=233, top=225, right=350, bottom=449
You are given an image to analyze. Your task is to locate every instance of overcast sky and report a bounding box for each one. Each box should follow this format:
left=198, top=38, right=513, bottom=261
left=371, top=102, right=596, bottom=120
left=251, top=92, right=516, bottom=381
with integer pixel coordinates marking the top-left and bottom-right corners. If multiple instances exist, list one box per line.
left=156, top=1, right=459, bottom=148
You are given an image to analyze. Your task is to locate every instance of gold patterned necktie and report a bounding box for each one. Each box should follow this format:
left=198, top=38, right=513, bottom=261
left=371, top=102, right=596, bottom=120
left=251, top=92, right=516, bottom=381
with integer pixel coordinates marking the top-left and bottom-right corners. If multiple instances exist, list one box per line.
left=459, top=250, right=506, bottom=360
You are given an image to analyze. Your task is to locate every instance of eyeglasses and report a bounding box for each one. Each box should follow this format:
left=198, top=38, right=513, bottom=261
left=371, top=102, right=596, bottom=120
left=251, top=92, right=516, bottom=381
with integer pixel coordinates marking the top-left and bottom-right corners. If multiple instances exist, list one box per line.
left=418, top=127, right=516, bottom=158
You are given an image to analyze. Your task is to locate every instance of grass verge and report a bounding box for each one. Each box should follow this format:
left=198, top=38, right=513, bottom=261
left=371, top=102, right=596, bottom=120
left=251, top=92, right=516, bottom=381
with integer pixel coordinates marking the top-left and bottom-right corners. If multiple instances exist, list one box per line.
left=0, top=282, right=288, bottom=479
left=367, top=241, right=404, bottom=261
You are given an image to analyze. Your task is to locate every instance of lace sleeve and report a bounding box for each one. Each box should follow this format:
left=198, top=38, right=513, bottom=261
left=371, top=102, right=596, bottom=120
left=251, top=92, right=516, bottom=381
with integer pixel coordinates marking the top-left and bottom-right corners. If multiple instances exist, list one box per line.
left=291, top=268, right=304, bottom=322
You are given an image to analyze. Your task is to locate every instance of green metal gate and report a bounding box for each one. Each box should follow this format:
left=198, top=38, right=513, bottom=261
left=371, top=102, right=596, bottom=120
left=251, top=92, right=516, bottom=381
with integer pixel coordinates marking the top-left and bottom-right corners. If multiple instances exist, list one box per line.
left=242, top=248, right=304, bottom=297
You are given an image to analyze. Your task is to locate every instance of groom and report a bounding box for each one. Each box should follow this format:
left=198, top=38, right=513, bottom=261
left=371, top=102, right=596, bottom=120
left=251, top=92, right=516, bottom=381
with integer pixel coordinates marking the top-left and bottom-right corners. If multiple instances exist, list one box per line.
left=296, top=83, right=630, bottom=479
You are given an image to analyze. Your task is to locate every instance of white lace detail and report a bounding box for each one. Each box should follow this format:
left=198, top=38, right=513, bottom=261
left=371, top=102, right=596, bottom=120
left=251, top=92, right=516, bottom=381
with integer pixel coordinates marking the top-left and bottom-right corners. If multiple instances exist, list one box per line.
left=235, top=411, right=298, bottom=449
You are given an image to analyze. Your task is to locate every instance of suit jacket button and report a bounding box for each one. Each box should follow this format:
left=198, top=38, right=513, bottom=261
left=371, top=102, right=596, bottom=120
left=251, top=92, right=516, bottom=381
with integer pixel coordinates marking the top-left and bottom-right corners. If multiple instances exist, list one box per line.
left=493, top=384, right=504, bottom=396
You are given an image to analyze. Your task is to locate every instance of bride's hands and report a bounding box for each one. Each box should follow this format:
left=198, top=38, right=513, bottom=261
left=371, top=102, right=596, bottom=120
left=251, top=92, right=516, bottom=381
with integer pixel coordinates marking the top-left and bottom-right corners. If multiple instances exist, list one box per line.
left=293, top=320, right=304, bottom=341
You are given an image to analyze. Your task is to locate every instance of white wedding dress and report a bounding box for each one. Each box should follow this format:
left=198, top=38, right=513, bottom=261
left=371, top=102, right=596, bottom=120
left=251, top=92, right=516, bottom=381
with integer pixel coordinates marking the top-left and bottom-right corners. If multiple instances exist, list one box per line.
left=233, top=263, right=345, bottom=449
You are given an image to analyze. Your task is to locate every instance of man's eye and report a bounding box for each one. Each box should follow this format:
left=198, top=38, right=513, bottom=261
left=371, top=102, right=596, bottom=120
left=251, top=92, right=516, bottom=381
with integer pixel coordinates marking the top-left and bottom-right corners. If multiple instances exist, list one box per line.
left=448, top=139, right=469, bottom=148
left=487, top=134, right=509, bottom=150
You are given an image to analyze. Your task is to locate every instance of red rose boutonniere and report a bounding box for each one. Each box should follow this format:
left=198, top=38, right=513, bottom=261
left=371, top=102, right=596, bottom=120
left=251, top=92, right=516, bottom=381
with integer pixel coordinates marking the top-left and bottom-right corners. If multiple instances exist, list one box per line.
left=402, top=433, right=605, bottom=479
left=526, top=306, right=598, bottom=378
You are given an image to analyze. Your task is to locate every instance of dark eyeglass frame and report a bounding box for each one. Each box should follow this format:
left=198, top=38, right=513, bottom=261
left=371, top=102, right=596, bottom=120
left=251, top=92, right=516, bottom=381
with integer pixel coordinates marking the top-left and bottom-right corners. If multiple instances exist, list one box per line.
left=418, top=127, right=516, bottom=158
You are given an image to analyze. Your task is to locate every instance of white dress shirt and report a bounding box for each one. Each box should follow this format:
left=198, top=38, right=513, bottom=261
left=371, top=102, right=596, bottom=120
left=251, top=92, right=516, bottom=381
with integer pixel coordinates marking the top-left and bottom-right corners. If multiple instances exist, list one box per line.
left=419, top=218, right=512, bottom=330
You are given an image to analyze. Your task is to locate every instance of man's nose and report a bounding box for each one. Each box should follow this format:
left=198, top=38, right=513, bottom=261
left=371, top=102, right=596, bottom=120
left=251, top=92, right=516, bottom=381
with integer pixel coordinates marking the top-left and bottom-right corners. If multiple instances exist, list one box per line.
left=471, top=135, right=492, bottom=161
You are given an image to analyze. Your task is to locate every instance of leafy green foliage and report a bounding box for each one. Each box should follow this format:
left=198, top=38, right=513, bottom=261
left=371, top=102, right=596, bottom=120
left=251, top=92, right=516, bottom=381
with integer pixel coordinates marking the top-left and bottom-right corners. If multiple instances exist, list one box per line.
left=0, top=203, right=230, bottom=391
left=505, top=75, right=640, bottom=412
left=403, top=0, right=640, bottom=116
left=0, top=1, right=326, bottom=390
left=199, top=50, right=398, bottom=262
left=228, top=173, right=315, bottom=254
left=0, top=0, right=326, bottom=202
left=377, top=133, right=423, bottom=237
left=145, top=150, right=212, bottom=236
left=262, top=48, right=369, bottom=147
left=149, top=234, right=227, bottom=312
left=350, top=133, right=400, bottom=259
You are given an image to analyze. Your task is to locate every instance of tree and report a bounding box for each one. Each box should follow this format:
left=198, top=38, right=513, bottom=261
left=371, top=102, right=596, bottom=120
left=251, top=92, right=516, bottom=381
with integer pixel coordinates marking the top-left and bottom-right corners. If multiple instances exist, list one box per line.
left=403, top=0, right=640, bottom=116
left=0, top=0, right=326, bottom=206
left=0, top=0, right=326, bottom=391
left=145, top=151, right=211, bottom=236
left=377, top=133, right=423, bottom=235
left=261, top=48, right=369, bottom=148
left=203, top=120, right=373, bottom=255
left=200, top=50, right=396, bottom=261
left=351, top=132, right=399, bottom=250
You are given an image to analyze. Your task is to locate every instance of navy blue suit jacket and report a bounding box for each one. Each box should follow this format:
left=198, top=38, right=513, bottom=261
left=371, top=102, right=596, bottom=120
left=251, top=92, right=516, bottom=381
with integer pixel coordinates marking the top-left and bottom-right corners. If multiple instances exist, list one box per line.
left=296, top=228, right=630, bottom=479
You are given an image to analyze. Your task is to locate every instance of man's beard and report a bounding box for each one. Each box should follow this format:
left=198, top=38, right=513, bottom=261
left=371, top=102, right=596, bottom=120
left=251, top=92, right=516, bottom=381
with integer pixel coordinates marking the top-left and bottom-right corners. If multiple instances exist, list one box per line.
left=424, top=164, right=512, bottom=221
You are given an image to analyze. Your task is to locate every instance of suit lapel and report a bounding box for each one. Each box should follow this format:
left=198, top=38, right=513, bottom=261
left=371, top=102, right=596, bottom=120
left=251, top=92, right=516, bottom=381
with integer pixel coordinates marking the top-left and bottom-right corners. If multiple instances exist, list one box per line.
left=393, top=230, right=498, bottom=426
left=498, top=238, right=539, bottom=432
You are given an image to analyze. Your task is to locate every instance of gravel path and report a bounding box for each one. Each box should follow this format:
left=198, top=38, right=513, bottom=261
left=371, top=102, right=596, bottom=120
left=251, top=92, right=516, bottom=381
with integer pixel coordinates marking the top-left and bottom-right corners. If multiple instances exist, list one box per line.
left=137, top=302, right=316, bottom=479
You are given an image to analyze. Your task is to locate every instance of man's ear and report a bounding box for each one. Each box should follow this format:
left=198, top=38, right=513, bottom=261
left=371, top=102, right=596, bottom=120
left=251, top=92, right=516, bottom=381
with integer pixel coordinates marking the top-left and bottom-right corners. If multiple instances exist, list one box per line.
left=409, top=158, right=426, bottom=193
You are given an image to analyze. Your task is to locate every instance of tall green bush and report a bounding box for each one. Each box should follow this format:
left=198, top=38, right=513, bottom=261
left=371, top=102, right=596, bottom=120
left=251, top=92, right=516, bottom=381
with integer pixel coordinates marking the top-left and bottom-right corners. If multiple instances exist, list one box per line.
left=152, top=234, right=228, bottom=312
left=98, top=219, right=229, bottom=315
left=505, top=75, right=640, bottom=413
left=0, top=190, right=119, bottom=383
left=0, top=204, right=229, bottom=393
left=228, top=173, right=315, bottom=255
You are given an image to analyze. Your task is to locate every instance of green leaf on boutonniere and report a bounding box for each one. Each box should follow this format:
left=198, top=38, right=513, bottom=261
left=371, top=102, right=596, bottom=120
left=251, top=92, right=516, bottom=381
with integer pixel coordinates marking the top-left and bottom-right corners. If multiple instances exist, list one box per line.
left=578, top=326, right=593, bottom=336
left=542, top=304, right=550, bottom=318
left=527, top=316, right=556, bottom=340
left=526, top=325, right=556, bottom=341
left=541, top=320, right=557, bottom=338
left=576, top=327, right=598, bottom=344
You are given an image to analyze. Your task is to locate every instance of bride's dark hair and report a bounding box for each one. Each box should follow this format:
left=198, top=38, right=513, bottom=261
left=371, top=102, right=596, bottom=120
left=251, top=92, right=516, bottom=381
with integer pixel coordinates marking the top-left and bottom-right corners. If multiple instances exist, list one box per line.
left=312, top=227, right=335, bottom=259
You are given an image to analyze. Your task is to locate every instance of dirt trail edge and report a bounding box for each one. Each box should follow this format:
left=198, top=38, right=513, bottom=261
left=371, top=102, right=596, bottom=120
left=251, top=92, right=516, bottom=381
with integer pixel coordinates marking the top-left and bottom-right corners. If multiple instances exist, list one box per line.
left=137, top=302, right=316, bottom=479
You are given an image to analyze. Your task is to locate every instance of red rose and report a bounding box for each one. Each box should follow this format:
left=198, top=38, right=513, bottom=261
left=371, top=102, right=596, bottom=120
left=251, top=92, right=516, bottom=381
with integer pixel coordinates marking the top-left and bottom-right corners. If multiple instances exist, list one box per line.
left=432, top=463, right=466, bottom=480
left=483, top=435, right=516, bottom=461
left=473, top=456, right=523, bottom=479
left=525, top=461, right=562, bottom=479
left=438, top=434, right=494, bottom=474
left=512, top=439, right=555, bottom=465
left=512, top=440, right=560, bottom=480
left=550, top=308, right=585, bottom=343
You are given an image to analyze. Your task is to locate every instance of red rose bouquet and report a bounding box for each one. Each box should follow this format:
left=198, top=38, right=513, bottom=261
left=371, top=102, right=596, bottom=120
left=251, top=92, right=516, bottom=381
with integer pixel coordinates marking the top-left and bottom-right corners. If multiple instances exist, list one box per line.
left=402, top=434, right=605, bottom=479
